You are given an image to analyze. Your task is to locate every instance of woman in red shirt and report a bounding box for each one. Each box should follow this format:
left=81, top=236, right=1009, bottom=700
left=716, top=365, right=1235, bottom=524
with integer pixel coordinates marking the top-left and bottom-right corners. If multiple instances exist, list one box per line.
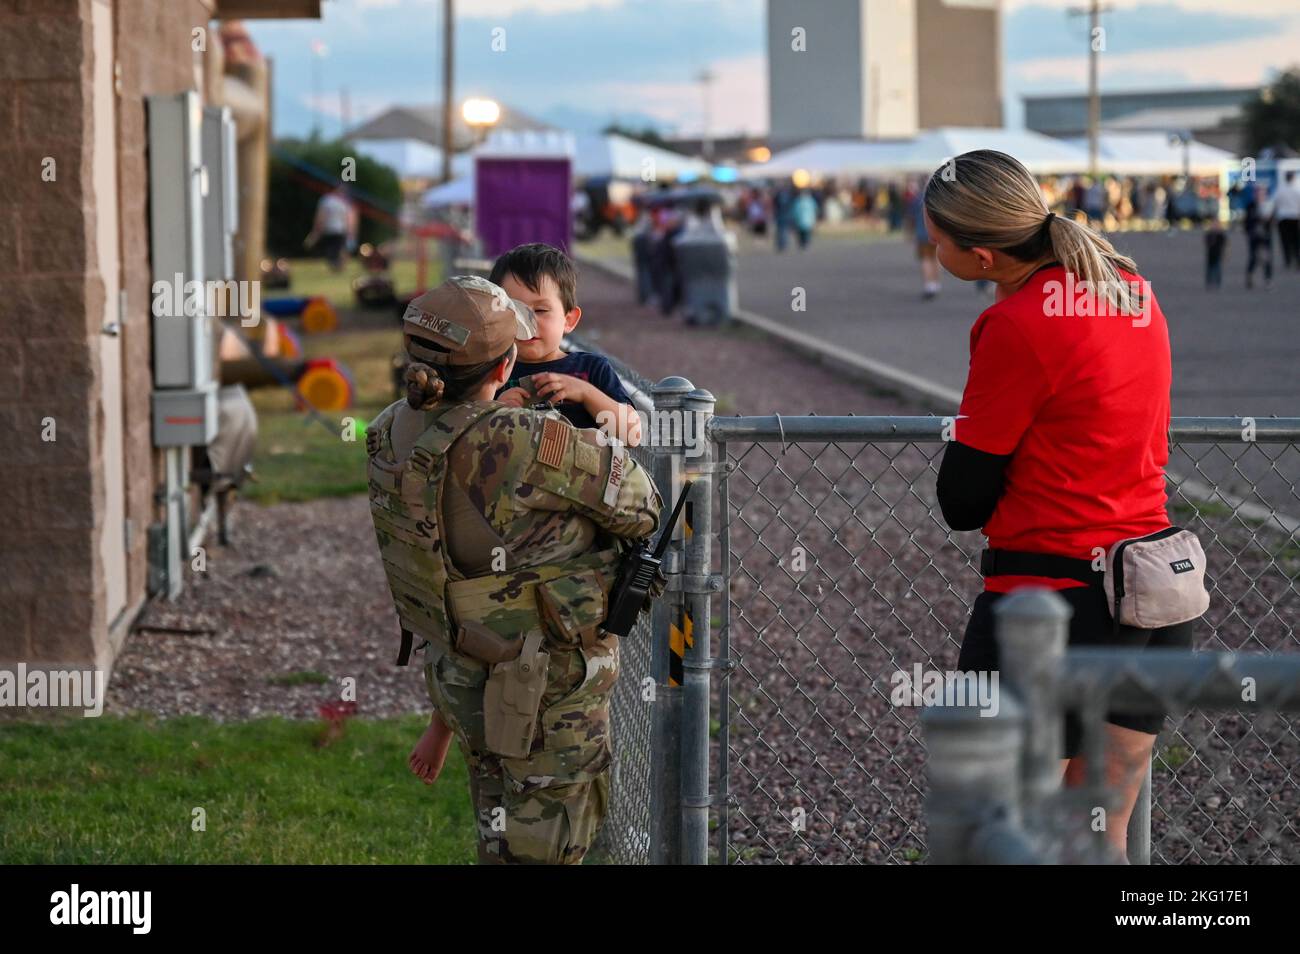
left=924, top=150, right=1197, bottom=858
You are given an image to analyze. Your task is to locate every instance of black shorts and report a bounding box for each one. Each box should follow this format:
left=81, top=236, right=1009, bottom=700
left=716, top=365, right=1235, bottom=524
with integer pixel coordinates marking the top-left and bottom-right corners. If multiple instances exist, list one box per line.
left=316, top=233, right=347, bottom=264
left=957, top=586, right=1197, bottom=759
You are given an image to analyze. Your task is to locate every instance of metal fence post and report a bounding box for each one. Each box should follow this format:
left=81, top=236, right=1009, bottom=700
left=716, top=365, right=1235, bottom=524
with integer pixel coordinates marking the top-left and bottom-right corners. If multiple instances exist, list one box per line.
left=993, top=589, right=1070, bottom=801
left=1127, top=762, right=1152, bottom=865
left=647, top=376, right=694, bottom=864
left=923, top=695, right=1028, bottom=863
left=680, top=386, right=716, bottom=865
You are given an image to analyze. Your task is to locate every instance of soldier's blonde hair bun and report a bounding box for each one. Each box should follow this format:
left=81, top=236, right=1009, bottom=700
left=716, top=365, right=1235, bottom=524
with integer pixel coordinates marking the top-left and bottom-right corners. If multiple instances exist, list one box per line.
left=404, top=362, right=446, bottom=409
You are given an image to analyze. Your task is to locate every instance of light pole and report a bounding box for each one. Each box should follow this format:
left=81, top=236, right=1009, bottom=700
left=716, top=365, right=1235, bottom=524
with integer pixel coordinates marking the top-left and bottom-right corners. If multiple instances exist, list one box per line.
left=1169, top=129, right=1192, bottom=182
left=697, top=67, right=716, bottom=162
left=441, top=0, right=455, bottom=184
left=310, top=39, right=328, bottom=139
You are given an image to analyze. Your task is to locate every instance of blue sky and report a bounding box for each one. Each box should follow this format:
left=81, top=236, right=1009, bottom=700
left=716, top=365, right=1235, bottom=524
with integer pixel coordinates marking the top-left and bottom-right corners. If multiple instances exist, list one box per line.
left=246, top=0, right=1300, bottom=140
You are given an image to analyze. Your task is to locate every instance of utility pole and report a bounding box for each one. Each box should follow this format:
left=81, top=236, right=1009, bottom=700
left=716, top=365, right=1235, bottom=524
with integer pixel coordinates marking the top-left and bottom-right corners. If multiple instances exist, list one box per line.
left=310, top=39, right=327, bottom=139
left=441, top=0, right=455, bottom=184
left=1069, top=0, right=1110, bottom=177
left=697, top=67, right=715, bottom=162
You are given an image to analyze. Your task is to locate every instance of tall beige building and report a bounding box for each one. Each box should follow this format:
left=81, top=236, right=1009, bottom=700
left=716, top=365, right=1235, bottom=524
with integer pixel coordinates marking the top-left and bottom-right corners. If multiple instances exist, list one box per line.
left=916, top=0, right=1003, bottom=130
left=767, top=0, right=1002, bottom=148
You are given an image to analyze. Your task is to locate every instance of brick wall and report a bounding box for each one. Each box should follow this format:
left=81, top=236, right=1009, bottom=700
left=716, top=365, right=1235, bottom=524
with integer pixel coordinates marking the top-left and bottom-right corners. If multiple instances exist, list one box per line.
left=0, top=0, right=214, bottom=670
left=0, top=0, right=101, bottom=666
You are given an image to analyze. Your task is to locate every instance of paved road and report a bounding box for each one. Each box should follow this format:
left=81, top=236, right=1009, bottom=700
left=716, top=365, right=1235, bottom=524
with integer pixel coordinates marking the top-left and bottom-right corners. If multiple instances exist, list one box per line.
left=734, top=229, right=1300, bottom=419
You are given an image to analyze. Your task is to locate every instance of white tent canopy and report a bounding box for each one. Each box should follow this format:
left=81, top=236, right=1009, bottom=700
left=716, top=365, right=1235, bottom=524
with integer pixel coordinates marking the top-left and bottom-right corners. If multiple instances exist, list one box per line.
left=574, top=132, right=710, bottom=180
left=744, top=127, right=1104, bottom=179
left=421, top=131, right=711, bottom=209
left=478, top=130, right=710, bottom=180
left=1064, top=133, right=1236, bottom=176
left=421, top=175, right=474, bottom=208
left=352, top=138, right=474, bottom=180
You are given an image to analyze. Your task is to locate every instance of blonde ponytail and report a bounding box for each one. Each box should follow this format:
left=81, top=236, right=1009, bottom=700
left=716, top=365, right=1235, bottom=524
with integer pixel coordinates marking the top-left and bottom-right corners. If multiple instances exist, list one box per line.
left=925, top=150, right=1146, bottom=317
left=1043, top=213, right=1144, bottom=316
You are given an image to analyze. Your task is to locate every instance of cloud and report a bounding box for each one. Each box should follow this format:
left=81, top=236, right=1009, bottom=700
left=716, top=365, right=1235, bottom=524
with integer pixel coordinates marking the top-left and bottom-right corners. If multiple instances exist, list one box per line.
left=1012, top=26, right=1300, bottom=89
left=353, top=0, right=623, bottom=13
left=1004, top=0, right=1300, bottom=12
left=1004, top=1, right=1285, bottom=61
left=598, top=52, right=767, bottom=137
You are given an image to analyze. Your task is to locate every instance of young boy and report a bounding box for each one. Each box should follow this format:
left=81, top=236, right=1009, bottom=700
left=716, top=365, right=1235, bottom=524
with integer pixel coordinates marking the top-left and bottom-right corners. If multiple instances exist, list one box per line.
left=488, top=243, right=642, bottom=446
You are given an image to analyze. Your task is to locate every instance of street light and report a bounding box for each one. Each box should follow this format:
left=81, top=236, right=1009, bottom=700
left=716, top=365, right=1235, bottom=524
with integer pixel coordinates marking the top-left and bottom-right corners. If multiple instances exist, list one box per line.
left=1168, top=129, right=1192, bottom=182
left=310, top=39, right=328, bottom=138
left=462, top=97, right=501, bottom=145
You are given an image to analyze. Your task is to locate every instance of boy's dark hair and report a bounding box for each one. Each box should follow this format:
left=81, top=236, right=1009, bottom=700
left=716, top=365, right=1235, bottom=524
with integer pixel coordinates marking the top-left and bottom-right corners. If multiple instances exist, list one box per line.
left=488, top=243, right=578, bottom=313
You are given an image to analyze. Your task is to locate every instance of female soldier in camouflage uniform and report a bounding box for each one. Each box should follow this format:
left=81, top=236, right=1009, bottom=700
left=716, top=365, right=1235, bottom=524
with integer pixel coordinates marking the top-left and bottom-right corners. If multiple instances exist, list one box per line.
left=365, top=276, right=662, bottom=864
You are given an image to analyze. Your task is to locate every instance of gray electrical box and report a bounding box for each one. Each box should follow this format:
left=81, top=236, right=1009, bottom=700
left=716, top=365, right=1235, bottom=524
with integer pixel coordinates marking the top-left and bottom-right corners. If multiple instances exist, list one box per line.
left=147, top=90, right=214, bottom=393
left=148, top=90, right=220, bottom=451
left=152, top=388, right=219, bottom=448
left=202, top=105, right=238, bottom=283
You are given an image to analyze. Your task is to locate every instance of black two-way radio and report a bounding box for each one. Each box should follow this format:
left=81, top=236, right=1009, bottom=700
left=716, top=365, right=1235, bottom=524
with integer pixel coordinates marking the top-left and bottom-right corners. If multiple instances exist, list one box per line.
left=603, top=481, right=694, bottom=638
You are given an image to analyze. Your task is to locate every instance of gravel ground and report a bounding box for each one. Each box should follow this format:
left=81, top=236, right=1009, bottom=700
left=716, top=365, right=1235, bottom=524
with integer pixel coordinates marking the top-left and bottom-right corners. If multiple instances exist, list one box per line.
left=105, top=263, right=1299, bottom=864
left=108, top=496, right=417, bottom=721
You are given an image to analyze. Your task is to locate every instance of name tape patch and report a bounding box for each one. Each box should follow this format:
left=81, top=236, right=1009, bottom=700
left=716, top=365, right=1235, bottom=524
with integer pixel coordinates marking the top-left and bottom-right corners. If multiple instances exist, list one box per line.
left=401, top=305, right=471, bottom=346
left=603, top=445, right=627, bottom=507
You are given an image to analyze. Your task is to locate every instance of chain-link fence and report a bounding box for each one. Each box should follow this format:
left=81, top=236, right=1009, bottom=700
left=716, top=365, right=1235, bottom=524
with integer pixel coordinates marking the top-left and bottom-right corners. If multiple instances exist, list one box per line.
left=565, top=332, right=660, bottom=865
left=710, top=415, right=1300, bottom=865
left=552, top=329, right=1300, bottom=864
left=925, top=589, right=1300, bottom=864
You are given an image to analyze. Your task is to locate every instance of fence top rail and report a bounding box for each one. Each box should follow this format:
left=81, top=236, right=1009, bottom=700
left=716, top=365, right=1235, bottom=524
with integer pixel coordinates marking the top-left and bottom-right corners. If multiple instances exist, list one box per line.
left=1057, top=648, right=1300, bottom=714
left=706, top=415, right=1300, bottom=445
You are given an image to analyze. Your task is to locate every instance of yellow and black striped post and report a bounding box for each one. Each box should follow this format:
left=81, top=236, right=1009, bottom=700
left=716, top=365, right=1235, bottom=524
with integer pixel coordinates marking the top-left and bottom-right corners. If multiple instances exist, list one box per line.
left=668, top=497, right=693, bottom=687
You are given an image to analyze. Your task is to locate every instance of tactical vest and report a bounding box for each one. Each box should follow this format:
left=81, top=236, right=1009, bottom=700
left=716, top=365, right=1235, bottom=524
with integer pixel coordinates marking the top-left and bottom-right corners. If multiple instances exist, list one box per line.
left=367, top=400, right=619, bottom=666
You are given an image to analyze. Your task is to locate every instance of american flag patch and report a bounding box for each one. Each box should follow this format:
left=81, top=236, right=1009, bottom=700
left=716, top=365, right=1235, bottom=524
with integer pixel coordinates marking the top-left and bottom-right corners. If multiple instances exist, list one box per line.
left=537, top=417, right=570, bottom=469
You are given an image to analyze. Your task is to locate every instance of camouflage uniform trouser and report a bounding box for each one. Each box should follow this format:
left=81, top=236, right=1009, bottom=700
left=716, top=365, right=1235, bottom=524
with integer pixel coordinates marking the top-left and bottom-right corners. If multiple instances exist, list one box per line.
left=422, top=630, right=619, bottom=864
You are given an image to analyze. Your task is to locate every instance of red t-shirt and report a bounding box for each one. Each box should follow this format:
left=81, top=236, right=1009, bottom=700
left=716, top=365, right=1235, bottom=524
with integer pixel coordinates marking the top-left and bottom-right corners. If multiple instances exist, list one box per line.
left=954, top=264, right=1172, bottom=593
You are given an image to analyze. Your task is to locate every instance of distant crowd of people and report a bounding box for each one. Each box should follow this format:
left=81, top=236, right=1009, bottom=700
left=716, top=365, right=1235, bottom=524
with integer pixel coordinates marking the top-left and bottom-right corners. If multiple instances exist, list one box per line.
left=731, top=171, right=1227, bottom=250
left=1207, top=171, right=1300, bottom=289
left=730, top=169, right=1300, bottom=299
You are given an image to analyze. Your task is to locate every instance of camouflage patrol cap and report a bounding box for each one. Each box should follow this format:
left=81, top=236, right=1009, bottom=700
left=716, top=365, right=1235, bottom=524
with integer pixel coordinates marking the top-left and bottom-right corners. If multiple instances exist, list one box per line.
left=402, top=275, right=538, bottom=366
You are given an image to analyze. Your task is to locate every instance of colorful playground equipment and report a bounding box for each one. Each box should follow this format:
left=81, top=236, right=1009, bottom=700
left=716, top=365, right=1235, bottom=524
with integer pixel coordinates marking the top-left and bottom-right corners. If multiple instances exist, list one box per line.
left=262, top=295, right=339, bottom=334
left=218, top=318, right=354, bottom=412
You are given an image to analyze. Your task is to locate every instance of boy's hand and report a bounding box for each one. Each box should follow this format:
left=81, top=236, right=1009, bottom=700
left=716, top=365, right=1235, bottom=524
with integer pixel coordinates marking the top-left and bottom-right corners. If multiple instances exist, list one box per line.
left=531, top=372, right=590, bottom=406
left=496, top=387, right=531, bottom=408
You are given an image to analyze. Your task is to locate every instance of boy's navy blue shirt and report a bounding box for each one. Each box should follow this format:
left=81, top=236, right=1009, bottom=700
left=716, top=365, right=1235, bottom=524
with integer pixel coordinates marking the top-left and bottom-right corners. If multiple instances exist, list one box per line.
left=497, top=351, right=633, bottom=430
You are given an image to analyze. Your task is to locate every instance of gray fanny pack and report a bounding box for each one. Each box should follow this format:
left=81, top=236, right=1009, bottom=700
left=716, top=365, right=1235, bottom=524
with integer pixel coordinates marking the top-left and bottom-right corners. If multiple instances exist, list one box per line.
left=1102, top=526, right=1210, bottom=633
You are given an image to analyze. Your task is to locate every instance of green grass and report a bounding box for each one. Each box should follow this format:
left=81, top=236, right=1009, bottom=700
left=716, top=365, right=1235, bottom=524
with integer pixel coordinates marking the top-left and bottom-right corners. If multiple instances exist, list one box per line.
left=1170, top=498, right=1239, bottom=523
left=244, top=328, right=401, bottom=504
left=0, top=713, right=476, bottom=864
left=241, top=253, right=445, bottom=504
left=287, top=257, right=428, bottom=311
left=266, top=671, right=331, bottom=687
left=1158, top=743, right=1193, bottom=772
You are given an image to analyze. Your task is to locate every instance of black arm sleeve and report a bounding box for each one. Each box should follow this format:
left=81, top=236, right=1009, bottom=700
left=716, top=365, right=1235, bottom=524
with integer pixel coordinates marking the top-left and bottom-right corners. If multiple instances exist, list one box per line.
left=936, top=440, right=1013, bottom=532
